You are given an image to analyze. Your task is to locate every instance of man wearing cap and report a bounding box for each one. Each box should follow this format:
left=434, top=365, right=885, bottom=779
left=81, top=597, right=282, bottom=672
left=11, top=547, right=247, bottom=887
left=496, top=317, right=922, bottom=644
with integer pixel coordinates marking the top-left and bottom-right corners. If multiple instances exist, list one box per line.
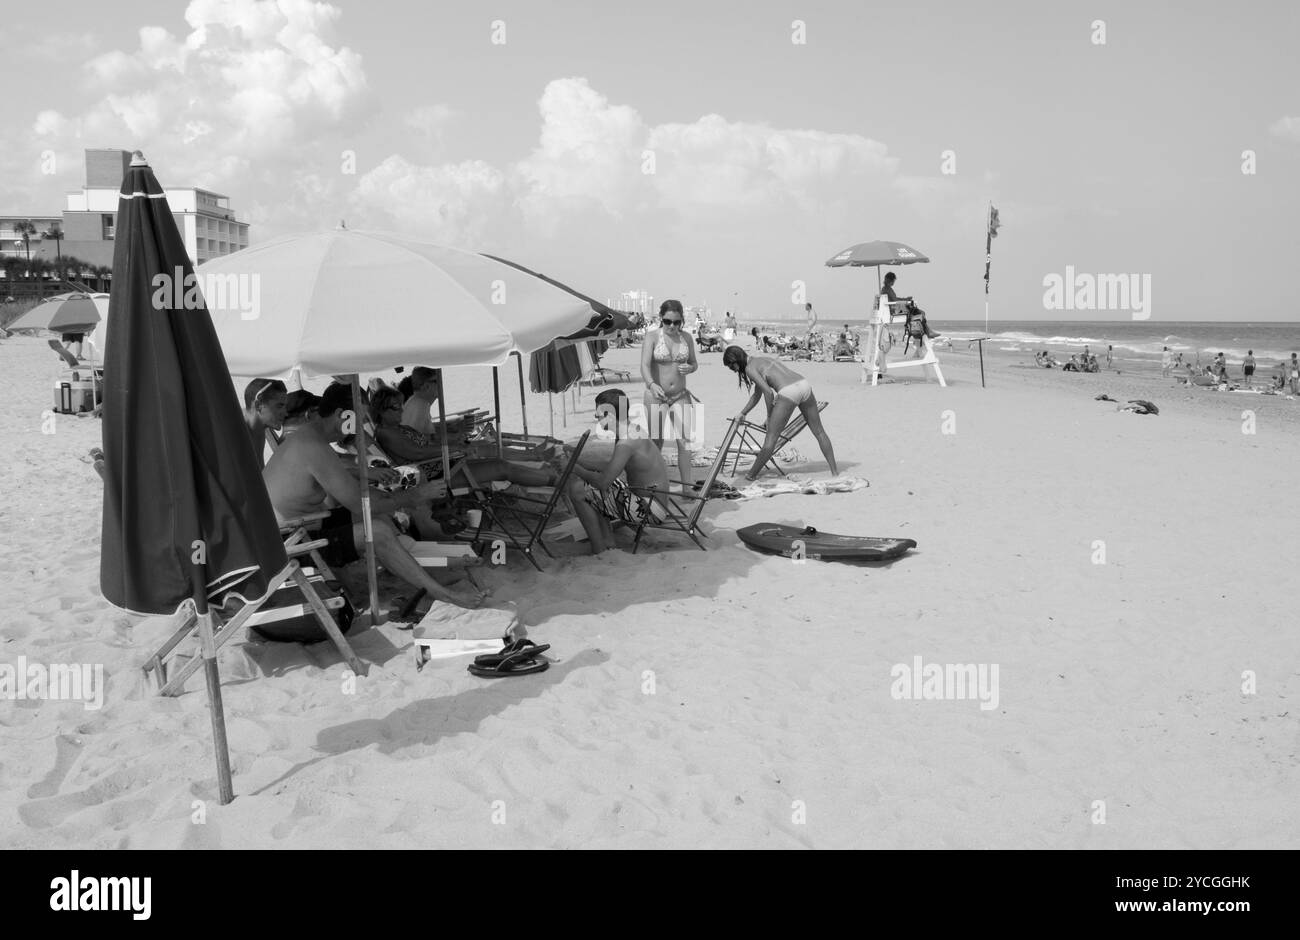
left=263, top=383, right=487, bottom=609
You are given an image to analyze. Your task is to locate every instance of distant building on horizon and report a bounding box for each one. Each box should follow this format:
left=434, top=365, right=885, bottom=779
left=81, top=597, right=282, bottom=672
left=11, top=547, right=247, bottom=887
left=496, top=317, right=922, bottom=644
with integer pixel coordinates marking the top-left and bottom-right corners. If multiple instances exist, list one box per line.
left=616, top=289, right=652, bottom=315
left=1, top=149, right=249, bottom=271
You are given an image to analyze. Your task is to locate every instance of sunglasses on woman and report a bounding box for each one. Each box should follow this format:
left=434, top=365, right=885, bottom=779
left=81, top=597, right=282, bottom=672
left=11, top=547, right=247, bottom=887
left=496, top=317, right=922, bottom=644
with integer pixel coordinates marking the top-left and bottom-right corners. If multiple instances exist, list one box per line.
left=662, top=318, right=683, bottom=326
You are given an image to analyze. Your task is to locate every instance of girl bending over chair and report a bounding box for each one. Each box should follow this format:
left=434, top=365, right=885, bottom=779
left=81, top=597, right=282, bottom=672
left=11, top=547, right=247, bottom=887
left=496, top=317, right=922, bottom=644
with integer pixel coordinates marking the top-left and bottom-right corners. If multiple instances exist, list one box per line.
left=721, top=346, right=839, bottom=482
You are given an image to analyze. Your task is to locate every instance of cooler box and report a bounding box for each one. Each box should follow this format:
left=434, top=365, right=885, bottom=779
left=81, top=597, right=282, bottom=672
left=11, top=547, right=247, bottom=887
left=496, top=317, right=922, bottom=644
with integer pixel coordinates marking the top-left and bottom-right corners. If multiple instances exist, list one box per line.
left=52, top=369, right=101, bottom=414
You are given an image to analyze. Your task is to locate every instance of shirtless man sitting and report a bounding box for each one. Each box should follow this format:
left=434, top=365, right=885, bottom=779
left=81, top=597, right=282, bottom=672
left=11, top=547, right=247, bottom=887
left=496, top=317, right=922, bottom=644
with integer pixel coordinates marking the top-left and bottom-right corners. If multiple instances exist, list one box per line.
left=263, top=383, right=486, bottom=608
left=565, top=389, right=671, bottom=554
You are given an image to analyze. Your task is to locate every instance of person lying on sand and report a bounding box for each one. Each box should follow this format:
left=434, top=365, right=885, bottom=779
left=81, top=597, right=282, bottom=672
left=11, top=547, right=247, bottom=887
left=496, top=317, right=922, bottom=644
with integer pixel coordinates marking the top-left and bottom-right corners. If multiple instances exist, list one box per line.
left=263, top=383, right=487, bottom=609
left=722, top=345, right=838, bottom=481
left=565, top=388, right=671, bottom=554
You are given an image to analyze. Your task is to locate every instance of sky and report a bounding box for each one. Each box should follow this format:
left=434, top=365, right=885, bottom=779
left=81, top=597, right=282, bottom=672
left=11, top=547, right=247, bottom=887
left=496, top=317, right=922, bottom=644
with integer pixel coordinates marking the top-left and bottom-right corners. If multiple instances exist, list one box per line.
left=1, top=0, right=1296, bottom=321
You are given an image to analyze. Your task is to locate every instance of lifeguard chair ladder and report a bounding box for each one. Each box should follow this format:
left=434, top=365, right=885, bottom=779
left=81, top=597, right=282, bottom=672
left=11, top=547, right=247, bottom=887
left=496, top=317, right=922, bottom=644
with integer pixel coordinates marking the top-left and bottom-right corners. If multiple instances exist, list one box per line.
left=864, top=295, right=946, bottom=387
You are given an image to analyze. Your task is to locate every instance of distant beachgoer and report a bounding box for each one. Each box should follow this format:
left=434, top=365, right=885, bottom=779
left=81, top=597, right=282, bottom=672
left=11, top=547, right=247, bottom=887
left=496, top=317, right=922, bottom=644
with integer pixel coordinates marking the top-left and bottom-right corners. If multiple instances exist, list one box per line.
left=1106, top=345, right=1113, bottom=368
left=1213, top=352, right=1229, bottom=381
left=1063, top=356, right=1081, bottom=372
left=804, top=302, right=818, bottom=345
left=723, top=312, right=737, bottom=343
left=1290, top=353, right=1300, bottom=394
left=1243, top=351, right=1256, bottom=387
left=723, top=345, right=837, bottom=481
left=1160, top=347, right=1172, bottom=377
left=61, top=331, right=86, bottom=360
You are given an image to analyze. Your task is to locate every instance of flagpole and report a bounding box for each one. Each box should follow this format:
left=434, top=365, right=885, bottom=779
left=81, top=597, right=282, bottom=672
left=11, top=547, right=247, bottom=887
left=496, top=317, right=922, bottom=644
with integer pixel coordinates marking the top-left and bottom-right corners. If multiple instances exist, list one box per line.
left=984, top=201, right=992, bottom=336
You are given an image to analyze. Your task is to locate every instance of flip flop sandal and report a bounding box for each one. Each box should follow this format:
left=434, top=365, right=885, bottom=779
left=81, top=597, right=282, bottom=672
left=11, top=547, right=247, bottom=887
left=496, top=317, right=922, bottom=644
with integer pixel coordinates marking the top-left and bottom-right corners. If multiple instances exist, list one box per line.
left=473, top=638, right=550, bottom=667
left=467, top=648, right=549, bottom=678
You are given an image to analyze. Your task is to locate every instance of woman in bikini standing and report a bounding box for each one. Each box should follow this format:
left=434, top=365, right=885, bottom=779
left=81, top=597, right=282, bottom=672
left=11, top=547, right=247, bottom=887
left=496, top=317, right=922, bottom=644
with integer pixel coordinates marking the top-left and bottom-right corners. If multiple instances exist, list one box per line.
left=722, top=345, right=838, bottom=482
left=641, top=299, right=699, bottom=487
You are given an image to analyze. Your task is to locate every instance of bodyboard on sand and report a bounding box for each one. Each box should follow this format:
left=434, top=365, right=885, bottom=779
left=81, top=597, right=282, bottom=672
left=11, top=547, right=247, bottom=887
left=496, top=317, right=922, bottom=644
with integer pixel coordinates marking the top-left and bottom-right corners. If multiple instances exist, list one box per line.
left=737, top=523, right=916, bottom=561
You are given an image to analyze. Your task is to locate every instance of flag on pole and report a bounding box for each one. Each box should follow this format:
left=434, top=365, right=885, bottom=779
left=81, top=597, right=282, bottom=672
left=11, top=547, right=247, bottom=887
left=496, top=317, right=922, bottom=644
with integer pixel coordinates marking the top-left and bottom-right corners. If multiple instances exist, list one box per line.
left=984, top=204, right=1001, bottom=294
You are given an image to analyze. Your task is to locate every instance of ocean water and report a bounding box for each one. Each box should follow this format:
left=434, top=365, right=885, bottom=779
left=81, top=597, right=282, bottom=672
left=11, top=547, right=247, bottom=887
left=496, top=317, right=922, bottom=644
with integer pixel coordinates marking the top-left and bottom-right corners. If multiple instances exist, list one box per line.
left=747, top=319, right=1300, bottom=366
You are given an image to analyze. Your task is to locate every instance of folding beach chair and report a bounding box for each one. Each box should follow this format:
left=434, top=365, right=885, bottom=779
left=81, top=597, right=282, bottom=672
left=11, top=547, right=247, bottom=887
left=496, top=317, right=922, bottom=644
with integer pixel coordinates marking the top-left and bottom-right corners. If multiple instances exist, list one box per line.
left=722, top=401, right=829, bottom=478
left=141, top=554, right=367, bottom=697
left=626, top=416, right=740, bottom=552
left=462, top=431, right=590, bottom=571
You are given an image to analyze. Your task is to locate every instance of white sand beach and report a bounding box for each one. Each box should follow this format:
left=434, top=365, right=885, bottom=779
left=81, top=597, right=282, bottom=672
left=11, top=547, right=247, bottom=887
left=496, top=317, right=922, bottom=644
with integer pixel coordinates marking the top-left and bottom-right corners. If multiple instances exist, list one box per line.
left=1, top=333, right=1297, bottom=849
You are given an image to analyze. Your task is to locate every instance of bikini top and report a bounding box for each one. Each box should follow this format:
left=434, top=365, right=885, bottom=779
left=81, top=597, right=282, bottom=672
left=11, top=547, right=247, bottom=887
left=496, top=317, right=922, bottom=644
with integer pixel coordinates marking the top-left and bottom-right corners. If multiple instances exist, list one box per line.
left=654, top=332, right=690, bottom=364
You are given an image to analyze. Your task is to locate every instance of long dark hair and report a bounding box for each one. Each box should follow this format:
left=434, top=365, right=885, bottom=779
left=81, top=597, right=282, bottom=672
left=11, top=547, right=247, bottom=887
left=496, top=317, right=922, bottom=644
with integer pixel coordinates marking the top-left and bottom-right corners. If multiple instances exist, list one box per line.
left=722, top=345, right=751, bottom=389
left=659, top=299, right=684, bottom=319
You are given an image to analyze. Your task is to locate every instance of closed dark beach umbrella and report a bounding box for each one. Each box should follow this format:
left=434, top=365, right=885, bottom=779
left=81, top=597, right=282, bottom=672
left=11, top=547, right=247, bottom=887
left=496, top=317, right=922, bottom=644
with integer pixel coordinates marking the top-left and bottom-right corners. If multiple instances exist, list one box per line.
left=100, top=152, right=287, bottom=802
left=100, top=153, right=287, bottom=615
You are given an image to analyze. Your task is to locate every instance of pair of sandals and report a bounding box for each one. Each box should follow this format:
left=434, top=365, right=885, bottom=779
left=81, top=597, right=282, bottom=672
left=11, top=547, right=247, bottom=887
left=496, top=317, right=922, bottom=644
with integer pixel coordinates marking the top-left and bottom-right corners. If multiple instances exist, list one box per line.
left=467, top=637, right=550, bottom=678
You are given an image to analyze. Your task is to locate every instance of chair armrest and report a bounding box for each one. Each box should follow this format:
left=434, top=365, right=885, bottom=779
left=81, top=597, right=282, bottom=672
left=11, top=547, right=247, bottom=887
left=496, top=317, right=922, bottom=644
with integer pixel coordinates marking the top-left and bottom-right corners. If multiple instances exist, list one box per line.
left=279, top=511, right=331, bottom=530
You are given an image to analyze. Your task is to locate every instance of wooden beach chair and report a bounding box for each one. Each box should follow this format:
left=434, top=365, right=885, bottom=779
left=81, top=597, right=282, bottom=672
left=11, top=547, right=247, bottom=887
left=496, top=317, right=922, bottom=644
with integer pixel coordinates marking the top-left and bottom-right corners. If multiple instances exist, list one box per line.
left=462, top=431, right=590, bottom=571
left=627, top=417, right=740, bottom=552
left=141, top=552, right=367, bottom=697
left=721, top=402, right=829, bottom=478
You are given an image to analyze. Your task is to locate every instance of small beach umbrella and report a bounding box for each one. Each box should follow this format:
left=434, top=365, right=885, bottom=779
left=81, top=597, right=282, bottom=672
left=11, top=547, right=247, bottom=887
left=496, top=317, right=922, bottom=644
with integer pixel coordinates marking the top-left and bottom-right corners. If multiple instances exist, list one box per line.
left=7, top=291, right=108, bottom=333
left=825, top=240, right=930, bottom=292
left=100, top=152, right=289, bottom=802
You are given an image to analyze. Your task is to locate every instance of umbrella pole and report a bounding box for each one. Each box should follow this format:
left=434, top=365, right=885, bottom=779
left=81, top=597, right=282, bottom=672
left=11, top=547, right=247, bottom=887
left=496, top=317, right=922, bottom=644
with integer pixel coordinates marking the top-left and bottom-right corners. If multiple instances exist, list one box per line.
left=549, top=394, right=555, bottom=439
left=492, top=367, right=503, bottom=460
left=351, top=375, right=382, bottom=624
left=515, top=352, right=528, bottom=438
left=436, top=368, right=452, bottom=485
left=190, top=568, right=234, bottom=805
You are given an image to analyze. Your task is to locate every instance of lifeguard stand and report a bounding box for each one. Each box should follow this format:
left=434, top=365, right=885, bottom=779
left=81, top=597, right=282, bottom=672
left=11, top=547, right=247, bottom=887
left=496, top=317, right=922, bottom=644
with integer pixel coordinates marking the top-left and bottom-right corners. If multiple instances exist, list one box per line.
left=865, top=295, right=946, bottom=387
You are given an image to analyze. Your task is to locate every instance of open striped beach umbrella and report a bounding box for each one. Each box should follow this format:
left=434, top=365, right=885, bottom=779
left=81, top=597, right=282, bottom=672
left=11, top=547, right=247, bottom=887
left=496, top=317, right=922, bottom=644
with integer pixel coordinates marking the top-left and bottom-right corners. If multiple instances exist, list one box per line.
left=7, top=291, right=108, bottom=333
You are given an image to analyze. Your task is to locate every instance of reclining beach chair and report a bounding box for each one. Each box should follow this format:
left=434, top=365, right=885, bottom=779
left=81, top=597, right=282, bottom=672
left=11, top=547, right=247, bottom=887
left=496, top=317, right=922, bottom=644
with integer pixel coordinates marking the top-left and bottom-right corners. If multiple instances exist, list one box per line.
left=722, top=402, right=829, bottom=478
left=462, top=431, right=590, bottom=571
left=626, top=417, right=740, bottom=552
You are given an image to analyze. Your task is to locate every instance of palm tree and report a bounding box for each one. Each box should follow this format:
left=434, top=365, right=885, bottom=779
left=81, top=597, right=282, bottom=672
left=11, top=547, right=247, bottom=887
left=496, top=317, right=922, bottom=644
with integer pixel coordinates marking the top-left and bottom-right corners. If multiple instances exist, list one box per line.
left=29, top=257, right=51, bottom=299
left=13, top=220, right=37, bottom=266
left=41, top=224, right=64, bottom=262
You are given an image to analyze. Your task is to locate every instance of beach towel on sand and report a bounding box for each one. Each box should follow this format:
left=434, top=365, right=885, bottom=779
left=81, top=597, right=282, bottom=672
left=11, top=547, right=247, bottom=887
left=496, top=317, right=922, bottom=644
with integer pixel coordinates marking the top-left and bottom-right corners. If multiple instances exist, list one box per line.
left=413, top=600, right=520, bottom=641
left=735, top=474, right=869, bottom=500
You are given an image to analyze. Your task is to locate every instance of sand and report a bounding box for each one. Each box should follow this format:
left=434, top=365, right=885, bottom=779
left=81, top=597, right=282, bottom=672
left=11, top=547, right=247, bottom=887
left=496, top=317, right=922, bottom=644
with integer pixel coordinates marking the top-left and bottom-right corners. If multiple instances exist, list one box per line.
left=1, top=331, right=1297, bottom=849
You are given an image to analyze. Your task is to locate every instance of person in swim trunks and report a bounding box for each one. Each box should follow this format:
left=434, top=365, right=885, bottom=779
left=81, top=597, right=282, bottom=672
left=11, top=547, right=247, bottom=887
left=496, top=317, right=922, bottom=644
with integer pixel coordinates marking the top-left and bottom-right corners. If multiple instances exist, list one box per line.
left=640, top=299, right=700, bottom=488
left=722, top=346, right=838, bottom=482
left=263, top=383, right=487, bottom=608
left=567, top=388, right=671, bottom=554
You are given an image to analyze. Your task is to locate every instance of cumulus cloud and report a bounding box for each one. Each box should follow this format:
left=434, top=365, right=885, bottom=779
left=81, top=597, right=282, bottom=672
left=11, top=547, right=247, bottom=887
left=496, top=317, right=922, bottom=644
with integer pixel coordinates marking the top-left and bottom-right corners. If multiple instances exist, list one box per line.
left=351, top=76, right=960, bottom=250
left=32, top=0, right=372, bottom=189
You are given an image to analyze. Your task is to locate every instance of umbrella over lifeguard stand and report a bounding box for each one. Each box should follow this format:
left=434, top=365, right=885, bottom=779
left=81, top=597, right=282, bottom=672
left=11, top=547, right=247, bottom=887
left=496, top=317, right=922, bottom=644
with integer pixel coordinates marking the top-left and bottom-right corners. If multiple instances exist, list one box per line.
left=825, top=240, right=945, bottom=387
